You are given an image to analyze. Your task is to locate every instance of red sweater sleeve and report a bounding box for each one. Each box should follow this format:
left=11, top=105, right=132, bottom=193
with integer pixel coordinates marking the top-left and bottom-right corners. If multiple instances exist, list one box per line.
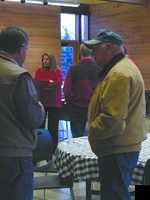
left=44, top=68, right=62, bottom=90
left=34, top=68, right=50, bottom=88
left=34, top=68, right=62, bottom=91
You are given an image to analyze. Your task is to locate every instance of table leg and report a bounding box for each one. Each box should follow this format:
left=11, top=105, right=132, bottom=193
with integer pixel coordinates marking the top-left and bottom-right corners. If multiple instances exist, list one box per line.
left=86, top=180, right=92, bottom=200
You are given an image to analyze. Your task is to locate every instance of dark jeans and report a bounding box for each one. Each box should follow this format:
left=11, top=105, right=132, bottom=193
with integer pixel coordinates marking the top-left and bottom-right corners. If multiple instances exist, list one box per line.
left=70, top=105, right=88, bottom=138
left=98, top=152, right=139, bottom=200
left=0, top=157, right=33, bottom=200
left=41, top=107, right=59, bottom=152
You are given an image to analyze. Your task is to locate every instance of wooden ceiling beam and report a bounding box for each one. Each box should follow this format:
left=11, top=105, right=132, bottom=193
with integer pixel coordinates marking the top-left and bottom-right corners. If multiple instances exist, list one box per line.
left=49, top=0, right=149, bottom=5
left=49, top=0, right=106, bottom=4
left=101, top=0, right=149, bottom=5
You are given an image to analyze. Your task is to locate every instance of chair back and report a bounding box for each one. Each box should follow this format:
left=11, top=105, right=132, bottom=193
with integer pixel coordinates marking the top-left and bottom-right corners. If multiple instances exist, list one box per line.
left=33, top=129, right=54, bottom=165
left=143, top=159, right=150, bottom=185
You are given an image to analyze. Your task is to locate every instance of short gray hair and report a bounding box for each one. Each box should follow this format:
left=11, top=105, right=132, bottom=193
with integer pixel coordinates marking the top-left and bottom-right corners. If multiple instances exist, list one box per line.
left=80, top=43, right=92, bottom=57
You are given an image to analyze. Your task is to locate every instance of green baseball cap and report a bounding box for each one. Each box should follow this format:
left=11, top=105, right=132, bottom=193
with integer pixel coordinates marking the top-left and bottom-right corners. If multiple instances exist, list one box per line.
left=84, top=29, right=123, bottom=49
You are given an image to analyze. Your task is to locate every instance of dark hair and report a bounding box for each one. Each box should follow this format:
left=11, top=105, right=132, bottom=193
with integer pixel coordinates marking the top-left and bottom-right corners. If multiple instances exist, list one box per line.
left=0, top=26, right=29, bottom=54
left=41, top=53, right=57, bottom=72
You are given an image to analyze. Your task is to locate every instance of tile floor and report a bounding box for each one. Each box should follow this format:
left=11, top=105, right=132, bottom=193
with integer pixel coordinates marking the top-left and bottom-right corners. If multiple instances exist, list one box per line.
left=34, top=173, right=100, bottom=200
left=33, top=173, right=135, bottom=200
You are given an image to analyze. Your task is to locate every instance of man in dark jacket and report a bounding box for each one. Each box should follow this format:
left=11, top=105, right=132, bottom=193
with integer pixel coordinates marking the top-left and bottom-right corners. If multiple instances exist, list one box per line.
left=63, top=43, right=100, bottom=138
left=0, top=26, right=45, bottom=200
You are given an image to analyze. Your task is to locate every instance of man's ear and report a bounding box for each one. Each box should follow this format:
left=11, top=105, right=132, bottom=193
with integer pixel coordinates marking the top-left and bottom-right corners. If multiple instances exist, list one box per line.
left=106, top=43, right=112, bottom=50
left=18, top=43, right=25, bottom=55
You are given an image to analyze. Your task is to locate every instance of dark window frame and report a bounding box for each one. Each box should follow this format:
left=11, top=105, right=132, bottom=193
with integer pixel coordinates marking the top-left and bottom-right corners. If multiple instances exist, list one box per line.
left=61, top=3, right=91, bottom=44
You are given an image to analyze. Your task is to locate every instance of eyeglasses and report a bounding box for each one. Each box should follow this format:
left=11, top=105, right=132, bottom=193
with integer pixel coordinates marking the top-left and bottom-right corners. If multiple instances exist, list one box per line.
left=91, top=42, right=104, bottom=55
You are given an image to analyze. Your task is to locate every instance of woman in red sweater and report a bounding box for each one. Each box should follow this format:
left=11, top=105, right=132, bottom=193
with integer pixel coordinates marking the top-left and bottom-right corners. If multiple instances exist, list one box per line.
left=34, top=53, right=62, bottom=152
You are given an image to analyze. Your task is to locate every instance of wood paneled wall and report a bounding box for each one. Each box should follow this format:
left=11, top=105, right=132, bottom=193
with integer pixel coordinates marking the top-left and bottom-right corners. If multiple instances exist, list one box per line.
left=90, top=2, right=150, bottom=89
left=0, top=2, right=61, bottom=77
left=1, top=1, right=150, bottom=89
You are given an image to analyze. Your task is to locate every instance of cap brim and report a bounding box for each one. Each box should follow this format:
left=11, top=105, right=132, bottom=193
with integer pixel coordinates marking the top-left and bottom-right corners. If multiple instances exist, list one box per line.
left=84, top=39, right=103, bottom=49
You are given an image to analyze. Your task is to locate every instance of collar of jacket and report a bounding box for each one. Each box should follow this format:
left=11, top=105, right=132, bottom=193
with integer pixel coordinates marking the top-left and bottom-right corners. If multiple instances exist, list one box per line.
left=0, top=50, right=16, bottom=64
left=98, top=52, right=125, bottom=81
left=78, top=57, right=94, bottom=63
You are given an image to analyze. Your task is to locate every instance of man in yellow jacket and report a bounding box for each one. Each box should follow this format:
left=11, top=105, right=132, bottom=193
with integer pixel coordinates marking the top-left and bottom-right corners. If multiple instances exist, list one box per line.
left=84, top=29, right=146, bottom=200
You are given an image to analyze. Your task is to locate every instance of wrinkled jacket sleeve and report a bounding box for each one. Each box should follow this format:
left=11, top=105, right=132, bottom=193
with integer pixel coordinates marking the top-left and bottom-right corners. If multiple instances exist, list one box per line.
left=88, top=73, right=130, bottom=140
left=14, top=73, right=45, bottom=128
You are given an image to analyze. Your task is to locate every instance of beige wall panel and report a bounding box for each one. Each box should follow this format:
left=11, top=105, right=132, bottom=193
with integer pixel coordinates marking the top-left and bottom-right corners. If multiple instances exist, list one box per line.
left=0, top=2, right=61, bottom=77
left=90, top=2, right=150, bottom=89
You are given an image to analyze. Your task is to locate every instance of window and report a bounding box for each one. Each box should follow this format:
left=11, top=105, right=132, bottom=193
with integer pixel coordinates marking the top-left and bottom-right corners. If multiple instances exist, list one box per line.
left=60, top=4, right=90, bottom=82
left=81, top=15, right=88, bottom=42
left=61, top=13, right=88, bottom=42
left=61, top=13, right=76, bottom=40
left=61, top=46, right=73, bottom=80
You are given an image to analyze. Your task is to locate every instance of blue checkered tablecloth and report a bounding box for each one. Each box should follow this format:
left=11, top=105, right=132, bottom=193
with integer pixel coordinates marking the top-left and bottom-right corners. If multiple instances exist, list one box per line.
left=54, top=134, right=150, bottom=185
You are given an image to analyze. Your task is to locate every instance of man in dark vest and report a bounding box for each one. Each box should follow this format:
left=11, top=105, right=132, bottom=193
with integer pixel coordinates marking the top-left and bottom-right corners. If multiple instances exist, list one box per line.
left=0, top=26, right=45, bottom=200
